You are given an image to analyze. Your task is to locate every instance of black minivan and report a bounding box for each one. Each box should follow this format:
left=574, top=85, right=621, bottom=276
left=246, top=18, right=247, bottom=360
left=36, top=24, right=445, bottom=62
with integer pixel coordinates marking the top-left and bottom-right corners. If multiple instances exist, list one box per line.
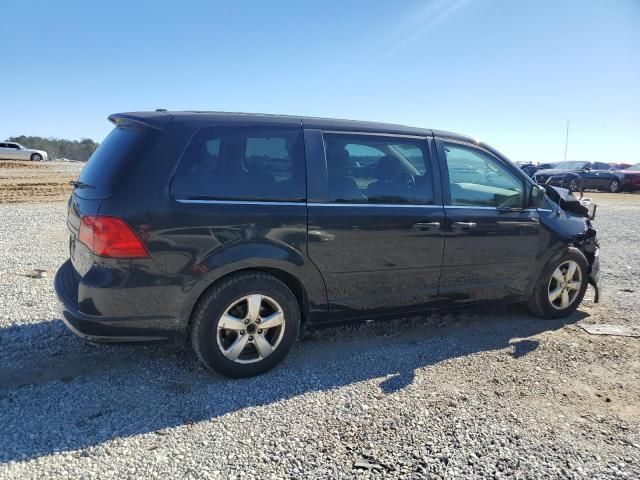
left=55, top=111, right=600, bottom=377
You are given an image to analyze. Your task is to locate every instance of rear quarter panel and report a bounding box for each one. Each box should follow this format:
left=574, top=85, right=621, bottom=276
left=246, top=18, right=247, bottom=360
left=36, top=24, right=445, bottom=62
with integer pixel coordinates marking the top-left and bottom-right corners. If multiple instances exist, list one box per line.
left=95, top=119, right=327, bottom=329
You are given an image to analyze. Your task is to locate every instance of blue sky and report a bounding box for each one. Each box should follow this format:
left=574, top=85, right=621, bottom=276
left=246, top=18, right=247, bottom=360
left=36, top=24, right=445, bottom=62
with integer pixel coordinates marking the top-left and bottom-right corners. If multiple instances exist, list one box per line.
left=2, top=0, right=639, bottom=163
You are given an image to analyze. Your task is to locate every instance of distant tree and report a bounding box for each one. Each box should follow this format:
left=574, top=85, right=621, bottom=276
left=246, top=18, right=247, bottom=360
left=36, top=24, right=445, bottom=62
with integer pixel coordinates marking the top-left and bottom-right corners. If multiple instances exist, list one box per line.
left=4, top=136, right=99, bottom=162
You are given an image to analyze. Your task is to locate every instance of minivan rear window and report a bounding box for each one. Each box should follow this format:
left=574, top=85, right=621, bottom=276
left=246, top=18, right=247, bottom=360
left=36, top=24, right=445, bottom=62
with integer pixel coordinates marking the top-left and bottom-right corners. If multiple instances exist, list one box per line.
left=77, top=125, right=159, bottom=199
left=170, top=126, right=306, bottom=202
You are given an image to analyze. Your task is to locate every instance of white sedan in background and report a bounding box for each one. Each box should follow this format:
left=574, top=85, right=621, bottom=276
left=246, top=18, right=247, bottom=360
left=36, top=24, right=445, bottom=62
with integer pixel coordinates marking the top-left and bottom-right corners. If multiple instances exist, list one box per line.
left=0, top=142, right=48, bottom=161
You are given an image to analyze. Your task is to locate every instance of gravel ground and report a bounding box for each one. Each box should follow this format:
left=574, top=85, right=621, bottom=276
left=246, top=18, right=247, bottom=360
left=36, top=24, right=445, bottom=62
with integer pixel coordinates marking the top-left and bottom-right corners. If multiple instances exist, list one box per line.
left=0, top=194, right=639, bottom=479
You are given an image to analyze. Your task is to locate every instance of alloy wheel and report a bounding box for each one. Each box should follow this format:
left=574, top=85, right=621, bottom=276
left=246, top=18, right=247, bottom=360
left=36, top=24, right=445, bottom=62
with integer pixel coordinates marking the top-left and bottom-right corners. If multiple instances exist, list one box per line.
left=547, top=260, right=582, bottom=310
left=216, top=294, right=286, bottom=364
left=568, top=179, right=579, bottom=192
left=609, top=180, right=620, bottom=193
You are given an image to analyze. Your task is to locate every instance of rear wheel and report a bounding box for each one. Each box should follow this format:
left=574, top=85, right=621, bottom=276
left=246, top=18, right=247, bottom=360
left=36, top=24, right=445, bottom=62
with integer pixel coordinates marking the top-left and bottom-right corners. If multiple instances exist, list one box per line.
left=30, top=153, right=43, bottom=162
left=191, top=272, right=300, bottom=378
left=527, top=249, right=589, bottom=318
left=608, top=179, right=621, bottom=193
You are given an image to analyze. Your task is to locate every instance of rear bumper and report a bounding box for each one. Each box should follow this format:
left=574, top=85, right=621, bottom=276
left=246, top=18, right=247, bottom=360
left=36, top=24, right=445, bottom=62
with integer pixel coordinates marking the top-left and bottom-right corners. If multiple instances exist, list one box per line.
left=54, top=259, right=175, bottom=342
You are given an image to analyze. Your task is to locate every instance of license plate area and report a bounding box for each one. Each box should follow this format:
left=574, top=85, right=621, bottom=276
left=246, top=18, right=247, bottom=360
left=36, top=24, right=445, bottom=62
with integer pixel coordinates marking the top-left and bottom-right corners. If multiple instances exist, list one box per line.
left=69, top=233, right=93, bottom=276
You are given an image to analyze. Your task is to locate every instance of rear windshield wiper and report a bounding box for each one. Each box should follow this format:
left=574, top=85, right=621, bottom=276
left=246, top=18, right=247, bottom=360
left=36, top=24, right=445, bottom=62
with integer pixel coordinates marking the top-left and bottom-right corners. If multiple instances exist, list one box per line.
left=69, top=180, right=95, bottom=189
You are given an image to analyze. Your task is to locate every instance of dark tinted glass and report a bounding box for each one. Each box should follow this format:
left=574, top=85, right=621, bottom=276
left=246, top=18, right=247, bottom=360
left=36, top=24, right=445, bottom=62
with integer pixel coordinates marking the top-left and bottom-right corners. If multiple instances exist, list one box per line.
left=78, top=125, right=159, bottom=199
left=171, top=126, right=305, bottom=201
left=323, top=133, right=433, bottom=204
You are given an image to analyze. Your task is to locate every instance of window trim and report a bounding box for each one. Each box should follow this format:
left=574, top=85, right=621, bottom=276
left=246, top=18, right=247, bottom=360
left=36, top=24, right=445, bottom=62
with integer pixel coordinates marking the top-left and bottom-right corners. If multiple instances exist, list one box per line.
left=317, top=130, right=438, bottom=206
left=436, top=138, right=527, bottom=210
left=321, top=130, right=428, bottom=140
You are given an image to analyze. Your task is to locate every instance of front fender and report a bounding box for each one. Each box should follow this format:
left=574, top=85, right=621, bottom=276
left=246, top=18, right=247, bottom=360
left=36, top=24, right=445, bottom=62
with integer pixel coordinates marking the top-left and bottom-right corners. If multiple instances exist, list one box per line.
left=531, top=208, right=599, bottom=301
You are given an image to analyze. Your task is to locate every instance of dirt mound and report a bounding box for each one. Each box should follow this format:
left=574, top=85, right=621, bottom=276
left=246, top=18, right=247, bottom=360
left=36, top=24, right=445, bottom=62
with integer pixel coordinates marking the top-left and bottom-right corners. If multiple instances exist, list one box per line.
left=0, top=161, right=75, bottom=203
left=0, top=181, right=72, bottom=203
left=0, top=160, right=49, bottom=170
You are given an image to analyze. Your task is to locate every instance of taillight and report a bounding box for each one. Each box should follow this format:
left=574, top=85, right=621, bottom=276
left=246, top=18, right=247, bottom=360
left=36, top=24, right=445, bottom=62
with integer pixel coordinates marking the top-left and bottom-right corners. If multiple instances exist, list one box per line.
left=79, top=216, right=149, bottom=258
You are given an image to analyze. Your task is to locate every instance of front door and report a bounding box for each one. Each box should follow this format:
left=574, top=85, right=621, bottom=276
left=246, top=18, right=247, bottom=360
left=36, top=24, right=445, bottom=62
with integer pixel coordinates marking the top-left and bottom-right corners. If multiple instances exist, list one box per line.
left=306, top=130, right=445, bottom=321
left=436, top=140, right=542, bottom=304
left=6, top=143, right=21, bottom=160
left=582, top=162, right=616, bottom=190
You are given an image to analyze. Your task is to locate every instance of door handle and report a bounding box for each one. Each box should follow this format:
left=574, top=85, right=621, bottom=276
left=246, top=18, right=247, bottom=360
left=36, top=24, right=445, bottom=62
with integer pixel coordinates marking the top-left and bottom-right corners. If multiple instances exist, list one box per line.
left=452, top=221, right=477, bottom=229
left=413, top=221, right=441, bottom=229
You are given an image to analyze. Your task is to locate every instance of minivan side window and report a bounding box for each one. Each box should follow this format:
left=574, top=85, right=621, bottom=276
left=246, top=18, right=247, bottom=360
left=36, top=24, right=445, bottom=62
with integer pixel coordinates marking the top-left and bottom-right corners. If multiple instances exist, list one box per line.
left=323, top=133, right=434, bottom=204
left=443, top=143, right=524, bottom=208
left=171, top=127, right=305, bottom=202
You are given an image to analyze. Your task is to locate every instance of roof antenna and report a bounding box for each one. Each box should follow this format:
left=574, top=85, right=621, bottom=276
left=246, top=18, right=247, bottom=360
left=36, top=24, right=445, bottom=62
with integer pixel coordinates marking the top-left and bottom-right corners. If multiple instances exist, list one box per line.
left=156, top=108, right=167, bottom=112
left=563, top=120, right=569, bottom=163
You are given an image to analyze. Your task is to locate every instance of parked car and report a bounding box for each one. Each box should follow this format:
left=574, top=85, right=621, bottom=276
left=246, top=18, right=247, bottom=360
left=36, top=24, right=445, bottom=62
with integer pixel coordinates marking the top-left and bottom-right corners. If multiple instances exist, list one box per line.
left=533, top=161, right=622, bottom=193
left=0, top=142, right=48, bottom=161
left=55, top=111, right=600, bottom=378
left=516, top=162, right=535, bottom=176
left=617, top=163, right=640, bottom=191
left=608, top=162, right=631, bottom=171
left=536, top=162, right=559, bottom=171
left=518, top=162, right=558, bottom=178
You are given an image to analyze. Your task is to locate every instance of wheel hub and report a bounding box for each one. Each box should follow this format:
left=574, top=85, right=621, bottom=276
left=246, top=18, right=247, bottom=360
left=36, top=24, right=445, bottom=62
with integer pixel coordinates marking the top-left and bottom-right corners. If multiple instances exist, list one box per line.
left=216, top=294, right=286, bottom=364
left=547, top=260, right=582, bottom=310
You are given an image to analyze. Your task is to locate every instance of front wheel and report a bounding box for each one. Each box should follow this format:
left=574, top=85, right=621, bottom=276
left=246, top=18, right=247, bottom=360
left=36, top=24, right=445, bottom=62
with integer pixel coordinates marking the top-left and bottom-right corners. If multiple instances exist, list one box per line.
left=526, top=249, right=589, bottom=319
left=608, top=179, right=621, bottom=193
left=30, top=153, right=43, bottom=161
left=568, top=178, right=580, bottom=193
left=191, top=272, right=300, bottom=378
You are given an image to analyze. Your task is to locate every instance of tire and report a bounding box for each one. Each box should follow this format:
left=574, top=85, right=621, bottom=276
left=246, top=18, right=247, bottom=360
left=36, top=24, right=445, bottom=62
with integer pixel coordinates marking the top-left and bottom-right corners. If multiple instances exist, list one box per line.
left=526, top=248, right=589, bottom=319
left=30, top=153, right=42, bottom=162
left=190, top=272, right=300, bottom=378
left=608, top=179, right=621, bottom=193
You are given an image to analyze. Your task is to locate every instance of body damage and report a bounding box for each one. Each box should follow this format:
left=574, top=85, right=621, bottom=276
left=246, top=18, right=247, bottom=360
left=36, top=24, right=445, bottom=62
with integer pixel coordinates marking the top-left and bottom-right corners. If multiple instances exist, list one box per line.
left=539, top=185, right=600, bottom=302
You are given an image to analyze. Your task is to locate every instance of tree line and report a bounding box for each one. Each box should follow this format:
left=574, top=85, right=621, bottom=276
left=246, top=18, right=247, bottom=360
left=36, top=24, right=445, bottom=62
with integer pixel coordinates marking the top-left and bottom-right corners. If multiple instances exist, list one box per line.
left=5, top=136, right=99, bottom=162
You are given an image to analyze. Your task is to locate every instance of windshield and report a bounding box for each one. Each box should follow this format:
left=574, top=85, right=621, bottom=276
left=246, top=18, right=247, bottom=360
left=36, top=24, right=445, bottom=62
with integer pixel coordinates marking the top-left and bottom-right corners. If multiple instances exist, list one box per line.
left=625, top=163, right=640, bottom=171
left=557, top=161, right=588, bottom=170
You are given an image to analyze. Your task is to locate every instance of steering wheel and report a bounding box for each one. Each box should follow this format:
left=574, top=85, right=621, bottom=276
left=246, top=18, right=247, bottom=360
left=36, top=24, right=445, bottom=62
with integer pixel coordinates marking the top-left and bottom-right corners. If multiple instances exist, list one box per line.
left=397, top=170, right=416, bottom=188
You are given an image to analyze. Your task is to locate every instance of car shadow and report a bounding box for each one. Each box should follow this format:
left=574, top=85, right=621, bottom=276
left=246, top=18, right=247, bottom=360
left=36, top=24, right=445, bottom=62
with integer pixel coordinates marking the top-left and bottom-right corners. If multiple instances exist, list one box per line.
left=0, top=306, right=587, bottom=463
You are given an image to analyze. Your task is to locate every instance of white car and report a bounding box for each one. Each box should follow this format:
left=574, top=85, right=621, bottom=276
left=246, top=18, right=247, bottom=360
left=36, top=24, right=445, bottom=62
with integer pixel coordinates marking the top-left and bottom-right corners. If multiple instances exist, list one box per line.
left=0, top=142, right=48, bottom=161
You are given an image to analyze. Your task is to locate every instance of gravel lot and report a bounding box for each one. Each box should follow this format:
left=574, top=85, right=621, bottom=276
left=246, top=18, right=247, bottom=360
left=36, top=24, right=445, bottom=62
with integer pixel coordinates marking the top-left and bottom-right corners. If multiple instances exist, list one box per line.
left=0, top=193, right=639, bottom=479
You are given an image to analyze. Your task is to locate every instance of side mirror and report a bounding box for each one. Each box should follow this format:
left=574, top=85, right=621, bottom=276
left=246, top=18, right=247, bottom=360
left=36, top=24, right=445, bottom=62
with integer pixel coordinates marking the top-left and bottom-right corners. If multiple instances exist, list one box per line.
left=529, top=184, right=545, bottom=208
